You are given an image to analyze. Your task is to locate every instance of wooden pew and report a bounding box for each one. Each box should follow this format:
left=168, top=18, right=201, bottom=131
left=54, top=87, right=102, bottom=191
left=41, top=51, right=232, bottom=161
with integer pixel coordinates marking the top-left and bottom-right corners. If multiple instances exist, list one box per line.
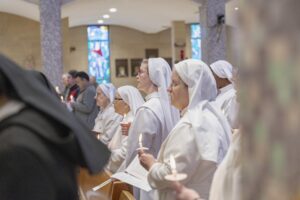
left=78, top=168, right=112, bottom=199
left=119, top=190, right=135, bottom=200
left=110, top=181, right=133, bottom=200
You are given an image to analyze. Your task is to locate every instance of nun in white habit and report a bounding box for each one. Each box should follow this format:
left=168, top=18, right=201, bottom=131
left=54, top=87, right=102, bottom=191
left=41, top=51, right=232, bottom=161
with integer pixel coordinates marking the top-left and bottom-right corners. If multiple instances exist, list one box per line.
left=93, top=83, right=122, bottom=145
left=139, top=59, right=232, bottom=200
left=125, top=58, right=180, bottom=200
left=106, top=85, right=145, bottom=173
left=210, top=60, right=239, bottom=129
left=125, top=58, right=180, bottom=166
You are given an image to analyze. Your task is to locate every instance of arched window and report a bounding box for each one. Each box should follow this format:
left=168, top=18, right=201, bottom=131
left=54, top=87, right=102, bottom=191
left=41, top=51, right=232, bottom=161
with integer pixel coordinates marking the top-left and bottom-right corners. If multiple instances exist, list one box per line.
left=87, top=25, right=110, bottom=83
left=190, top=24, right=201, bottom=60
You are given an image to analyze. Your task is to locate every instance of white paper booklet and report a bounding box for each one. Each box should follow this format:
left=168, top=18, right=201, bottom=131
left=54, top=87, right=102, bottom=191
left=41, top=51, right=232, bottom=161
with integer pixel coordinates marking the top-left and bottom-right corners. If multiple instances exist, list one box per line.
left=111, top=156, right=152, bottom=192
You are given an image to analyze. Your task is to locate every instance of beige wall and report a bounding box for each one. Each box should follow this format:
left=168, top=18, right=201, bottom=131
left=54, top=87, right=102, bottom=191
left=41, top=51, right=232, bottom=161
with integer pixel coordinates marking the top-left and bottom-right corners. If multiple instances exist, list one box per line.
left=109, top=25, right=171, bottom=87
left=0, top=12, right=239, bottom=88
left=0, top=12, right=72, bottom=72
left=69, top=25, right=172, bottom=87
left=0, top=12, right=42, bottom=70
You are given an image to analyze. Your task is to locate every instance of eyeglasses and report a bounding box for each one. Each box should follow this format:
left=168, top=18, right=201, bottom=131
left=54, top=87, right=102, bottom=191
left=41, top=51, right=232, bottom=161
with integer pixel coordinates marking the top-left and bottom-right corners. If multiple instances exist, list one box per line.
left=114, top=97, right=123, bottom=101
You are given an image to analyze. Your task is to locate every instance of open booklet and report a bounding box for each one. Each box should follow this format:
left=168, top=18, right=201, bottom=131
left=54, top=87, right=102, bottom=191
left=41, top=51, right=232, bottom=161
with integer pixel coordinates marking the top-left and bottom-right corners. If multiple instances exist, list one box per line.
left=111, top=155, right=152, bottom=192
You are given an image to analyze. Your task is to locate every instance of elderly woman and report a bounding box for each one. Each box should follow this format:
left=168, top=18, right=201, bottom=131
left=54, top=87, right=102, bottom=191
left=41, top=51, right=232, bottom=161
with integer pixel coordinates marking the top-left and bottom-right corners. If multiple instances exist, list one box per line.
left=139, top=59, right=232, bottom=200
left=106, top=85, right=145, bottom=173
left=93, top=83, right=122, bottom=144
left=125, top=58, right=180, bottom=200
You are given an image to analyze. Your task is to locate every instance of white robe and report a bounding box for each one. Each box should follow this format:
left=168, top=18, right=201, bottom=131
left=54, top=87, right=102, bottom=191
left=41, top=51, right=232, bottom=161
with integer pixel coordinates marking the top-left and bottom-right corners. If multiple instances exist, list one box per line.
left=106, top=112, right=134, bottom=173
left=209, top=130, right=241, bottom=200
left=125, top=92, right=175, bottom=200
left=147, top=102, right=231, bottom=200
left=92, top=104, right=122, bottom=145
left=125, top=92, right=172, bottom=166
left=215, top=84, right=239, bottom=129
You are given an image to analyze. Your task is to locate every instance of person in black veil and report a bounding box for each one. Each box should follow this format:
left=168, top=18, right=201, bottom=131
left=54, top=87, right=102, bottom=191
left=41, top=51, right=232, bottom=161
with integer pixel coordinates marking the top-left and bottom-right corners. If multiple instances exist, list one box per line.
left=0, top=54, right=110, bottom=200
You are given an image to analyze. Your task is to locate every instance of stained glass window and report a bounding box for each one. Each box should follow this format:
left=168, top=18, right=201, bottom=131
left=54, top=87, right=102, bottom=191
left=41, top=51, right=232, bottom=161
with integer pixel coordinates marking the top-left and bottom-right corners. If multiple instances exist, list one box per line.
left=190, top=24, right=201, bottom=60
left=87, top=25, right=110, bottom=83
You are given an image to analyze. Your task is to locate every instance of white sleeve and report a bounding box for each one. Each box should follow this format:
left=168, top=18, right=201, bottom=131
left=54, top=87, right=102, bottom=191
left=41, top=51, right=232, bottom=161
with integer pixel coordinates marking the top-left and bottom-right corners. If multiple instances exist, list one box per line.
left=147, top=124, right=201, bottom=190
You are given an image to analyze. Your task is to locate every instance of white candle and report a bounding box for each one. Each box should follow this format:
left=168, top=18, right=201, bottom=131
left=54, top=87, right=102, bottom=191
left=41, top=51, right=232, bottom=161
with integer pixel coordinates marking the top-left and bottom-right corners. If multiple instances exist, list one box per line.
left=139, top=133, right=143, bottom=149
left=55, top=86, right=60, bottom=94
left=122, top=114, right=127, bottom=123
left=60, top=96, right=64, bottom=102
left=170, top=154, right=177, bottom=175
left=164, top=154, right=187, bottom=181
left=70, top=95, right=74, bottom=102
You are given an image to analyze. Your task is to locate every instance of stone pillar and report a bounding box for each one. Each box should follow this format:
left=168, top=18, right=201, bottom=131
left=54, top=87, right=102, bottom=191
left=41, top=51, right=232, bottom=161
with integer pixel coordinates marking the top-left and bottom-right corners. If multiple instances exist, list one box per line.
left=39, top=0, right=63, bottom=88
left=197, top=0, right=226, bottom=65
left=241, top=0, right=300, bottom=199
left=171, top=21, right=187, bottom=64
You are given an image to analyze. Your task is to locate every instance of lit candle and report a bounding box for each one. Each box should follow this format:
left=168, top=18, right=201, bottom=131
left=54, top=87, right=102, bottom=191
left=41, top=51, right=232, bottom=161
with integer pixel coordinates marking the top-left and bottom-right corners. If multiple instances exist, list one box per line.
left=70, top=95, right=74, bottom=102
left=164, top=154, right=187, bottom=181
left=60, top=96, right=64, bottom=102
left=137, top=133, right=149, bottom=152
left=170, top=154, right=177, bottom=176
left=139, top=133, right=143, bottom=149
left=121, top=114, right=127, bottom=124
left=55, top=86, right=60, bottom=94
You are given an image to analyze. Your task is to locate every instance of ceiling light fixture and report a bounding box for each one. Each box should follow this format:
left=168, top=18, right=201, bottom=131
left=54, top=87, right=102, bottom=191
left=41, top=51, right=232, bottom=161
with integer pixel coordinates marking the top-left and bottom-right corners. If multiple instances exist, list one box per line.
left=103, top=14, right=110, bottom=19
left=109, top=8, right=117, bottom=13
left=97, top=20, right=104, bottom=24
left=234, top=7, right=239, bottom=11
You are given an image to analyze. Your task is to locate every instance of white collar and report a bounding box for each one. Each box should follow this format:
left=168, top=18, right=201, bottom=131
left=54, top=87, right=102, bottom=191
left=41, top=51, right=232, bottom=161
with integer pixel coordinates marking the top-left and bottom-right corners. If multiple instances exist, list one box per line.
left=145, top=92, right=159, bottom=101
left=219, top=84, right=234, bottom=95
left=0, top=100, right=25, bottom=122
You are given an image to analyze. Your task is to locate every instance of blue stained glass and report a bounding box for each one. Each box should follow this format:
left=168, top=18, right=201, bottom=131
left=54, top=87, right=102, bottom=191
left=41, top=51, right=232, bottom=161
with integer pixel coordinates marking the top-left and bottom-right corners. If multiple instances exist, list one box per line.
left=190, top=24, right=201, bottom=60
left=191, top=24, right=201, bottom=39
left=87, top=26, right=110, bottom=83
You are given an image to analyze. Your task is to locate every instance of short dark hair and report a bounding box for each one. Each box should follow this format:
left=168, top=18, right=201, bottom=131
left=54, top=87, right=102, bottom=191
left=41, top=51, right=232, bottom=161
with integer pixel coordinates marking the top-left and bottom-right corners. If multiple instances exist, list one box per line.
left=68, top=70, right=78, bottom=78
left=75, top=71, right=90, bottom=81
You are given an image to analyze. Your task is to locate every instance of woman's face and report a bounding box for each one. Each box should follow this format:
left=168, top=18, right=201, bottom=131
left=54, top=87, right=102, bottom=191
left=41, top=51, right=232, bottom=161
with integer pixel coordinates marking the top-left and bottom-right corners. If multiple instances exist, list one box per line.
left=95, top=88, right=110, bottom=108
left=113, top=92, right=130, bottom=115
left=136, top=62, right=153, bottom=93
left=168, top=69, right=189, bottom=111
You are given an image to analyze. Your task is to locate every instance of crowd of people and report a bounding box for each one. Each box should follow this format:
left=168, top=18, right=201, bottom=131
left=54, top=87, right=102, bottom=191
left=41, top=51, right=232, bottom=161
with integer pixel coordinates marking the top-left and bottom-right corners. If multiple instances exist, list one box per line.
left=0, top=54, right=240, bottom=200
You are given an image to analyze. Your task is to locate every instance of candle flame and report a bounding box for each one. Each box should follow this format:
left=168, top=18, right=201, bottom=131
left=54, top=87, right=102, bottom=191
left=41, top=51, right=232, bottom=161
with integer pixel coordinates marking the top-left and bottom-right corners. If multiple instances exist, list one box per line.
left=122, top=114, right=127, bottom=122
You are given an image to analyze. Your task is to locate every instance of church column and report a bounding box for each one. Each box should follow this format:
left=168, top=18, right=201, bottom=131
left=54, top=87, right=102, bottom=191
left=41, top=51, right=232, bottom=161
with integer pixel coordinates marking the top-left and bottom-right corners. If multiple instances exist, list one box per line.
left=171, top=21, right=187, bottom=64
left=195, top=0, right=226, bottom=64
left=39, top=0, right=63, bottom=88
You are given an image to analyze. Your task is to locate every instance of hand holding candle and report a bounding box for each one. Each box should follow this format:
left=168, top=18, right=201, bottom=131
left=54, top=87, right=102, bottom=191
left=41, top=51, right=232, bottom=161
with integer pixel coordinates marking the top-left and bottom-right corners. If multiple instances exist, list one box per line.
left=120, top=114, right=131, bottom=136
left=164, top=154, right=187, bottom=181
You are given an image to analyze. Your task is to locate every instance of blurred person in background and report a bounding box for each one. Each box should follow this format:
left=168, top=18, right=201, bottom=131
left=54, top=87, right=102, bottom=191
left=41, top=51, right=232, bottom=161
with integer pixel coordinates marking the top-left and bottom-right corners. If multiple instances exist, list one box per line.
left=0, top=54, right=110, bottom=200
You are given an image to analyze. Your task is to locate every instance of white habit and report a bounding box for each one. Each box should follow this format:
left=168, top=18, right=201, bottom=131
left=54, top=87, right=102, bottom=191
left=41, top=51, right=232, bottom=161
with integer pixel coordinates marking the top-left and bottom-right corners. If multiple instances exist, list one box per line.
left=147, top=59, right=232, bottom=200
left=93, top=104, right=122, bottom=145
left=107, top=85, right=145, bottom=173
